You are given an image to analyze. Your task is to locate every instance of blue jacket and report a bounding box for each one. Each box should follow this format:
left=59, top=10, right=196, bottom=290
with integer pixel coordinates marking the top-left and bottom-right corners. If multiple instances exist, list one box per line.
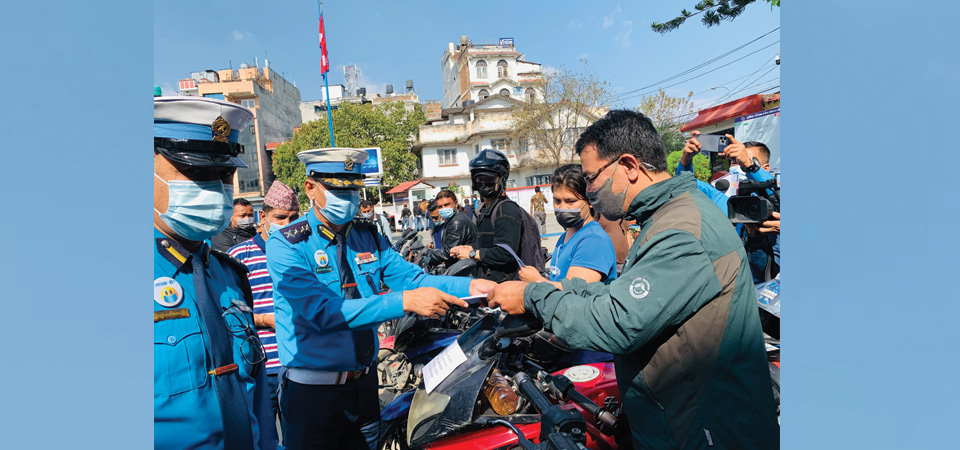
left=154, top=229, right=277, bottom=450
left=266, top=209, right=471, bottom=371
left=673, top=161, right=730, bottom=215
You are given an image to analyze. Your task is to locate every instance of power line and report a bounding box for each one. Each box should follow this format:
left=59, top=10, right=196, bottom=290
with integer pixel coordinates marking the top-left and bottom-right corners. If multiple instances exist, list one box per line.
left=612, top=43, right=779, bottom=105
left=706, top=55, right=779, bottom=107
left=607, top=27, right=780, bottom=101
left=688, top=63, right=776, bottom=97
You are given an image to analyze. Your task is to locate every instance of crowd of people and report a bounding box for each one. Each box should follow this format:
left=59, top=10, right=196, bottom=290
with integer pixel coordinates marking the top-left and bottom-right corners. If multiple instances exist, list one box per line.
left=154, top=96, right=780, bottom=450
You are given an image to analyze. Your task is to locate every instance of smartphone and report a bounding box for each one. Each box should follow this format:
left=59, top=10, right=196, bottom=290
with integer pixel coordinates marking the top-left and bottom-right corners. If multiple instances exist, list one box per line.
left=696, top=134, right=728, bottom=152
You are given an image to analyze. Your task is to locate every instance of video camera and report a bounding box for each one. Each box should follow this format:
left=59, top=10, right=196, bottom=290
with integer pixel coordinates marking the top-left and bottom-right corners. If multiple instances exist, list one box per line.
left=727, top=178, right=780, bottom=224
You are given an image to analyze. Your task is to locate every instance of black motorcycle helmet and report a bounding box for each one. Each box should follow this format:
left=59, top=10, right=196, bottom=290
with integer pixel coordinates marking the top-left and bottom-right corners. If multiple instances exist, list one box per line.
left=469, top=149, right=510, bottom=198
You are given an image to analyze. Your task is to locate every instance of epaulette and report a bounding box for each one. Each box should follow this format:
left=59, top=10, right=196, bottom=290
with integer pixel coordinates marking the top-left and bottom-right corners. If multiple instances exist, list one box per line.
left=279, top=221, right=312, bottom=244
left=210, top=249, right=250, bottom=276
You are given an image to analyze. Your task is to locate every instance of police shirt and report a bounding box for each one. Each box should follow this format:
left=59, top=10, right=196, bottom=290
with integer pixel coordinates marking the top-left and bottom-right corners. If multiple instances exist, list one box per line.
left=154, top=229, right=275, bottom=450
left=265, top=209, right=472, bottom=372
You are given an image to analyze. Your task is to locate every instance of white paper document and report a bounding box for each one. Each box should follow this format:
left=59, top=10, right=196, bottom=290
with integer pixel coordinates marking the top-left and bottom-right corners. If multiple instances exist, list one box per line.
left=422, top=340, right=468, bottom=394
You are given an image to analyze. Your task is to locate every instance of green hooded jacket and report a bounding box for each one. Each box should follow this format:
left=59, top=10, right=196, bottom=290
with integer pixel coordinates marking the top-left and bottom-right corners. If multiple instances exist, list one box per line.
left=524, top=172, right=779, bottom=450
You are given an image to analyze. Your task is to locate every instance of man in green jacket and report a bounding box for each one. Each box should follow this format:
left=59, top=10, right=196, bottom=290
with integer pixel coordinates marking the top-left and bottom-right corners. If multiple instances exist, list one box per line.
left=488, top=110, right=778, bottom=450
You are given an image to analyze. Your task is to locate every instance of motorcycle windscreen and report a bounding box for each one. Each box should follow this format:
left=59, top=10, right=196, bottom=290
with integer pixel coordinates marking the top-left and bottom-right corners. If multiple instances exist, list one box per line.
left=407, top=313, right=502, bottom=447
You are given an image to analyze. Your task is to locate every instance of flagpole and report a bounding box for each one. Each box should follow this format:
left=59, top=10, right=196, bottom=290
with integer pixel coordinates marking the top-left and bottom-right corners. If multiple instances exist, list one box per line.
left=319, top=1, right=335, bottom=147
left=324, top=73, right=335, bottom=147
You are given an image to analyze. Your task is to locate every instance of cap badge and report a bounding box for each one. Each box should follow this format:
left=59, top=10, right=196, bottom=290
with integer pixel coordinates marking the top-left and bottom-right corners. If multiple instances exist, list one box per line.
left=211, top=116, right=231, bottom=143
left=344, top=157, right=355, bottom=171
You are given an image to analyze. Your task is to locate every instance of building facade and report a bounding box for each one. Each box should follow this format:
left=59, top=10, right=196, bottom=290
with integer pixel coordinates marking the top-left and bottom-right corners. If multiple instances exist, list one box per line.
left=441, top=35, right=543, bottom=108
left=179, top=60, right=302, bottom=200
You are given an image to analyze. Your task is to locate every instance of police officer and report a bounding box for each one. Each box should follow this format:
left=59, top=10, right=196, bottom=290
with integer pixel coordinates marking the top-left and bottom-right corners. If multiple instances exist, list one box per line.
left=153, top=96, right=278, bottom=450
left=266, top=148, right=496, bottom=449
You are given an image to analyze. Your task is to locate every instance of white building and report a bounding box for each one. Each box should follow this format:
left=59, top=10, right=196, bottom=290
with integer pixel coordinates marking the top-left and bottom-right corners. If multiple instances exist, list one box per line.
left=441, top=36, right=543, bottom=108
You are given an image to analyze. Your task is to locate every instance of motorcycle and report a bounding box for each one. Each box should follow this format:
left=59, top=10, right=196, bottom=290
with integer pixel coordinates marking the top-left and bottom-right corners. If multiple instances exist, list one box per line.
left=378, top=259, right=485, bottom=405
left=379, top=312, right=629, bottom=450
left=756, top=275, right=781, bottom=420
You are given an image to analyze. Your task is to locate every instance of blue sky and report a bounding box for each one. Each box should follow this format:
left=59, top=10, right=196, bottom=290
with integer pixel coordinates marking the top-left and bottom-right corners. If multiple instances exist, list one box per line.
left=155, top=0, right=780, bottom=111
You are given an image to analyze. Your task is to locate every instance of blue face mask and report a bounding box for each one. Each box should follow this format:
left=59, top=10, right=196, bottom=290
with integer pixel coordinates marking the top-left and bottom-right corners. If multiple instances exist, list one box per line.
left=154, top=173, right=233, bottom=241
left=312, top=182, right=360, bottom=225
left=361, top=212, right=374, bottom=219
left=438, top=207, right=455, bottom=220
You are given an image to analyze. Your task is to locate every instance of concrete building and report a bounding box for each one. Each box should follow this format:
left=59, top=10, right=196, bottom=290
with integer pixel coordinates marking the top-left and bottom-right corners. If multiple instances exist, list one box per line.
left=441, top=35, right=543, bottom=108
left=180, top=60, right=302, bottom=200
left=299, top=89, right=424, bottom=125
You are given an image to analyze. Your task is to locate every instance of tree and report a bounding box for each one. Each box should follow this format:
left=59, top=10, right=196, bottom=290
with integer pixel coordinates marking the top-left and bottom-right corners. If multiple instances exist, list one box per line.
left=666, top=150, right=711, bottom=182
left=272, top=101, right=426, bottom=209
left=635, top=88, right=695, bottom=155
left=509, top=66, right=612, bottom=168
left=651, top=0, right=780, bottom=34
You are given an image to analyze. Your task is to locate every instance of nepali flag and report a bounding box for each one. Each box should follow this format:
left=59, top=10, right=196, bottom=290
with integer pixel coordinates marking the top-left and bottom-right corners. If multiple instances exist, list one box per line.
left=318, top=10, right=330, bottom=74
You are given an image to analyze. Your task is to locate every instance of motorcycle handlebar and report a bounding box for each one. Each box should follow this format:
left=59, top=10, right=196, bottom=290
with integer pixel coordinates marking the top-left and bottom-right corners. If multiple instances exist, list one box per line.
left=525, top=361, right=618, bottom=433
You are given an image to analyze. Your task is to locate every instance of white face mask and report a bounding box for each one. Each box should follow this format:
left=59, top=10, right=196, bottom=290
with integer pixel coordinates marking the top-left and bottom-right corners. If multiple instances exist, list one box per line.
left=154, top=173, right=233, bottom=241
left=236, top=216, right=255, bottom=228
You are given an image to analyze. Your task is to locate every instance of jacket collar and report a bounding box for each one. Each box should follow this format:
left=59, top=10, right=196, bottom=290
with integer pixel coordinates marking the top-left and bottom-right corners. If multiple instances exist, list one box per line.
left=624, top=172, right=698, bottom=224
left=154, top=227, right=206, bottom=270
left=306, top=208, right=352, bottom=244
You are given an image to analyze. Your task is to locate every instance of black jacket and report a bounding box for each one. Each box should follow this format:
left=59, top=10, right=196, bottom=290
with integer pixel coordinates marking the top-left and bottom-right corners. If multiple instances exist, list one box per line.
left=211, top=226, right=257, bottom=252
left=474, top=196, right=524, bottom=282
left=424, top=211, right=478, bottom=268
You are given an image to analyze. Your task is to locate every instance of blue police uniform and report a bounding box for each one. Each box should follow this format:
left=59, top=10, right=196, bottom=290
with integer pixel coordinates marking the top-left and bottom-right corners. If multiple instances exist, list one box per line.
left=154, top=96, right=277, bottom=450
left=266, top=148, right=471, bottom=449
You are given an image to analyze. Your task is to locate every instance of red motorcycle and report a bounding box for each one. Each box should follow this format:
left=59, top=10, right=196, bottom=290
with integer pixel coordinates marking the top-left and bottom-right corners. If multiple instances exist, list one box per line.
left=379, top=313, right=631, bottom=450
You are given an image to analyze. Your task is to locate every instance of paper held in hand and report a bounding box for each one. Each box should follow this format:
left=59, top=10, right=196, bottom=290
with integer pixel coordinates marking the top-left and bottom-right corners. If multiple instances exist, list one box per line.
left=422, top=340, right=468, bottom=394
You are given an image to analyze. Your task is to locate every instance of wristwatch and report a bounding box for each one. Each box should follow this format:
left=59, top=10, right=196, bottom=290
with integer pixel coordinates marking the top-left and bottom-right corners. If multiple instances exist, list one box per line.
left=743, top=157, right=762, bottom=173
left=469, top=249, right=477, bottom=260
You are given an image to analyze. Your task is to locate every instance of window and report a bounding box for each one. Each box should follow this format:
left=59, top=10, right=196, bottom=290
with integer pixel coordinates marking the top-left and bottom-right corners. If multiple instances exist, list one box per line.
left=437, top=148, right=458, bottom=166
left=499, top=88, right=510, bottom=97
left=476, top=60, right=488, bottom=79
left=491, top=138, right=512, bottom=155
left=526, top=175, right=551, bottom=186
left=478, top=89, right=489, bottom=101
left=518, top=139, right=529, bottom=153
left=525, top=88, right=536, bottom=102
left=497, top=60, right=509, bottom=78
left=241, top=98, right=256, bottom=109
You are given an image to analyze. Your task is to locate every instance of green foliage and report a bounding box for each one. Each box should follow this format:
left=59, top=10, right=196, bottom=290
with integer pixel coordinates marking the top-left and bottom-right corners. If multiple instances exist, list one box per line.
left=651, top=0, right=778, bottom=34
left=666, top=150, right=711, bottom=182
left=272, top=101, right=426, bottom=210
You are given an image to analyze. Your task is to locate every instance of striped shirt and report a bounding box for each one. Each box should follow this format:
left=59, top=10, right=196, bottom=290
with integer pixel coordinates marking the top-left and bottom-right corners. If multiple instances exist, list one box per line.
left=229, top=237, right=281, bottom=375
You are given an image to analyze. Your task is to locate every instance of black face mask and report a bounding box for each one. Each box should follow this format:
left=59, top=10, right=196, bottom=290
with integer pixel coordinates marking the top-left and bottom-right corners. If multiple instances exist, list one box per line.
left=554, top=205, right=586, bottom=229
left=473, top=181, right=499, bottom=199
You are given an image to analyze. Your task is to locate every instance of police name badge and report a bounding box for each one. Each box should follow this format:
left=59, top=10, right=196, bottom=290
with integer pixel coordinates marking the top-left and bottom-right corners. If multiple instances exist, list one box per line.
left=154, top=277, right=184, bottom=308
left=315, top=249, right=333, bottom=273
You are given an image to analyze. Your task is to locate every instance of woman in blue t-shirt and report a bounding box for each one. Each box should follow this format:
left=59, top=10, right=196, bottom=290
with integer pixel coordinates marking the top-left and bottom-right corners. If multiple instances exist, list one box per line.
left=520, top=164, right=617, bottom=285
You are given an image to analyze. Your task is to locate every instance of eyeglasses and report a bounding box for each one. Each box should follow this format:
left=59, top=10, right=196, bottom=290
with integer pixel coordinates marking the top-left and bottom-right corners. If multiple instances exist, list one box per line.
left=222, top=304, right=267, bottom=375
left=584, top=157, right=622, bottom=185
left=584, top=157, right=658, bottom=185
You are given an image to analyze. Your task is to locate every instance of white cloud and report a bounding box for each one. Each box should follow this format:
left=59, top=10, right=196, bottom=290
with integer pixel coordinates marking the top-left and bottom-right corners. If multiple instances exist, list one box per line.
left=160, top=82, right=179, bottom=96
left=568, top=19, right=583, bottom=30
left=541, top=65, right=559, bottom=77
left=615, top=20, right=633, bottom=48
left=602, top=5, right=621, bottom=29
left=232, top=30, right=252, bottom=41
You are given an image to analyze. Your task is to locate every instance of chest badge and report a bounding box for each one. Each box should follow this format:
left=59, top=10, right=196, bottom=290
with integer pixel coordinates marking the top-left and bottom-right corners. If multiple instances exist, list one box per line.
left=154, top=277, right=184, bottom=308
left=314, top=249, right=330, bottom=267
left=355, top=252, right=378, bottom=265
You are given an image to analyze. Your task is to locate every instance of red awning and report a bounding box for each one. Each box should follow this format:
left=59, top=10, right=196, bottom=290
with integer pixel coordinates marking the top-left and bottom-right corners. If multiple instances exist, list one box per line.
left=680, top=95, right=764, bottom=132
left=385, top=179, right=423, bottom=194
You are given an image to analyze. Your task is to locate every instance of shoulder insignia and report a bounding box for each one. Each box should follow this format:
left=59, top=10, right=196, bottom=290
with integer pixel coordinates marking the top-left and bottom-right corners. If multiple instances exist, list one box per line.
left=210, top=249, right=250, bottom=276
left=280, top=221, right=312, bottom=244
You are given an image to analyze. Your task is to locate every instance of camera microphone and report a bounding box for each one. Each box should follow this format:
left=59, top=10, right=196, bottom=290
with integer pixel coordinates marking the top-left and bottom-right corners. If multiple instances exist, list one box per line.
left=714, top=179, right=730, bottom=192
